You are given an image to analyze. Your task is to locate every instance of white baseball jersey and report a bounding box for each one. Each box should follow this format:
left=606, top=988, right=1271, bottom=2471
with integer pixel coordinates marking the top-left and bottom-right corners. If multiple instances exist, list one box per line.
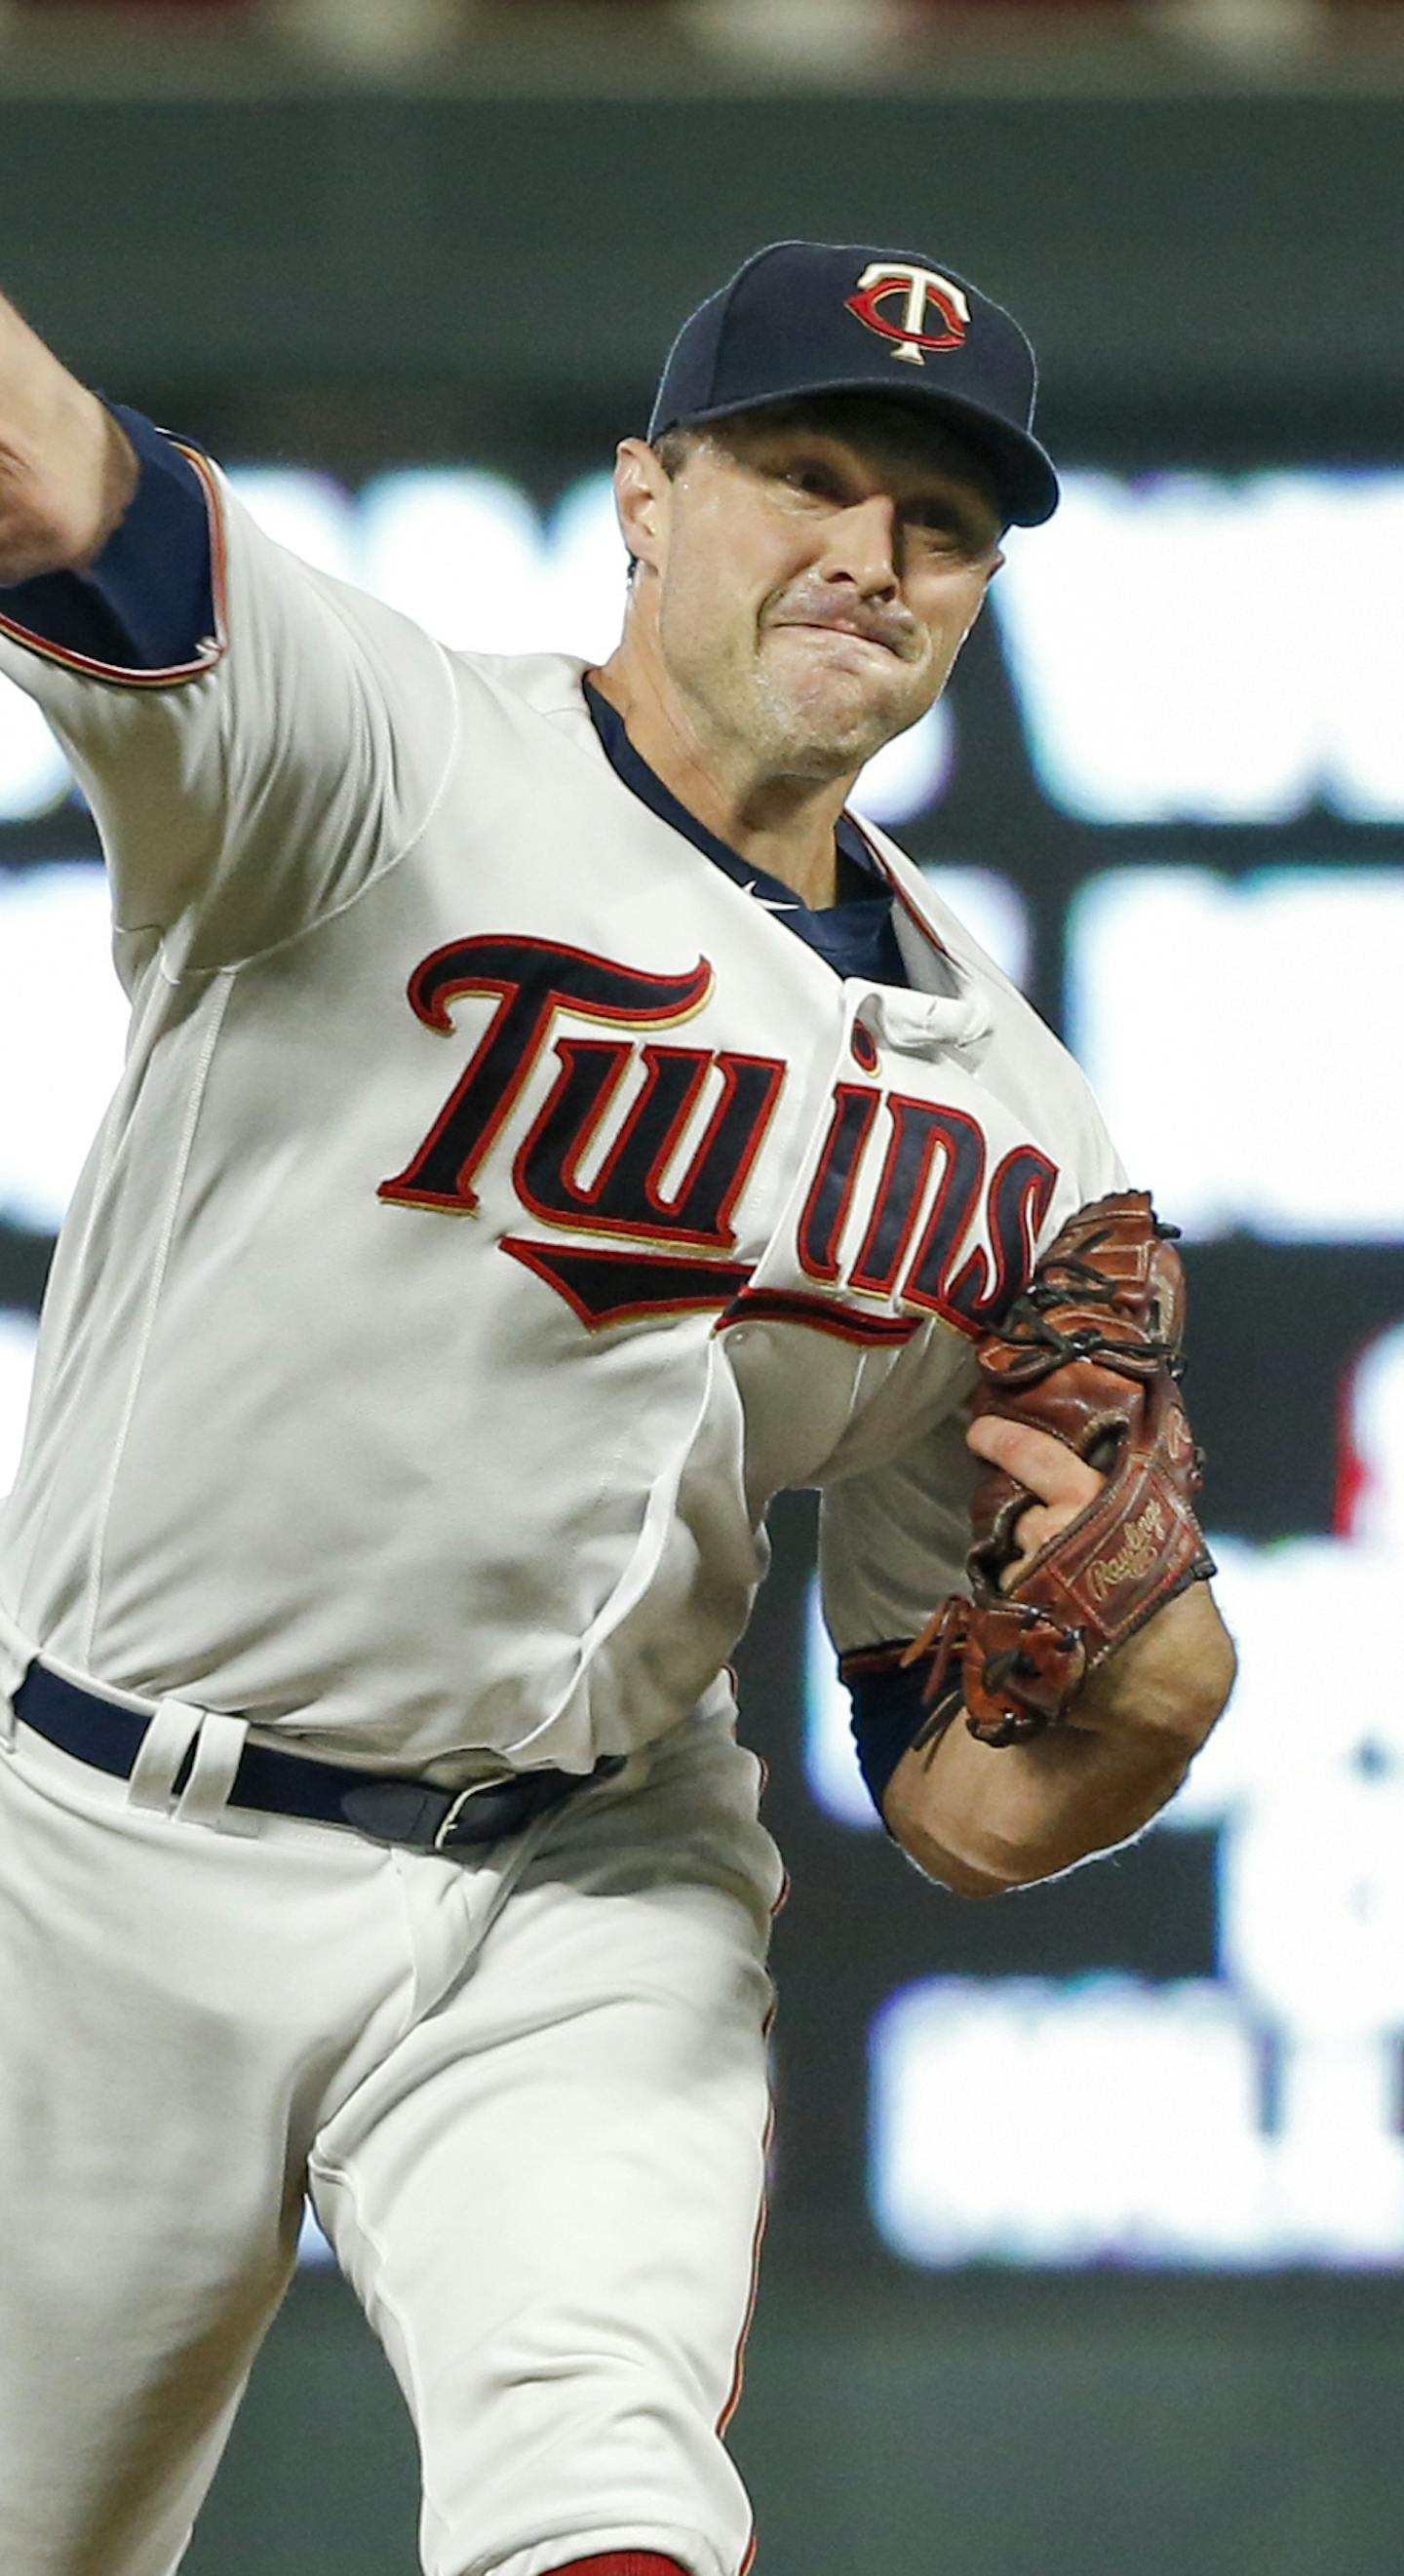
left=0, top=417, right=1123, bottom=1790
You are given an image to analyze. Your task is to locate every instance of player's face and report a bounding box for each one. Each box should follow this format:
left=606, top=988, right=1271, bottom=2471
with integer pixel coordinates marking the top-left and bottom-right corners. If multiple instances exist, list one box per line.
left=644, top=401, right=1005, bottom=782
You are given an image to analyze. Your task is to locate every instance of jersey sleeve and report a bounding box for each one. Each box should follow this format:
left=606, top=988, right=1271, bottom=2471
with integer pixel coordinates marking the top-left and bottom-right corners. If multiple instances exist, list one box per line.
left=0, top=407, right=457, bottom=974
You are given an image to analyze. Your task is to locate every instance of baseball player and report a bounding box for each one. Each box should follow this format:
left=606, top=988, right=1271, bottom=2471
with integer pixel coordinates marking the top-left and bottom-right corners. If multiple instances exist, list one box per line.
left=0, top=241, right=1234, bottom=2576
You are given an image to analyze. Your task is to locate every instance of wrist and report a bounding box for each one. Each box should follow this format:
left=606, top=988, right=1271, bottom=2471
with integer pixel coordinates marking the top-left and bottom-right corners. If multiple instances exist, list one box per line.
left=1066, top=1579, right=1236, bottom=1748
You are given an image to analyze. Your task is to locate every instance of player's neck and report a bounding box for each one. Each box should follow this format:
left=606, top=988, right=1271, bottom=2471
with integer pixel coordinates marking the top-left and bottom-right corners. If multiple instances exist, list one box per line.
left=590, top=647, right=855, bottom=912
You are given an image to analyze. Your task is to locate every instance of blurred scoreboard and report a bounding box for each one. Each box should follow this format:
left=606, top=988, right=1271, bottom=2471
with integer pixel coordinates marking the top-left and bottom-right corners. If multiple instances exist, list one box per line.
left=2, top=448, right=1402, bottom=2275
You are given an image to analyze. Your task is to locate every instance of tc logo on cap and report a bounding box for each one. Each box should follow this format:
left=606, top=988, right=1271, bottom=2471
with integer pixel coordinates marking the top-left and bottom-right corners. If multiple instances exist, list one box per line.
left=844, top=262, right=971, bottom=368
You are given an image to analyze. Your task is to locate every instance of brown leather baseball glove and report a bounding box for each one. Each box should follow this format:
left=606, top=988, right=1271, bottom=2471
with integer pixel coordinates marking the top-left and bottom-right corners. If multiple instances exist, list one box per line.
left=903, top=1190, right=1216, bottom=1748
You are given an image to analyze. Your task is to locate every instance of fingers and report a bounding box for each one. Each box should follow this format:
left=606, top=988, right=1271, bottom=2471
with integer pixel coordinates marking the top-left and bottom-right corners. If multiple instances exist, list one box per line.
left=966, top=1413, right=1105, bottom=1593
left=966, top=1413, right=1103, bottom=1513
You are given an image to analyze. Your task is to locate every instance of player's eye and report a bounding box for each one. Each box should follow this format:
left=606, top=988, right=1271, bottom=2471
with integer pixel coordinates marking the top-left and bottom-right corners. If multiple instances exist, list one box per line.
left=906, top=505, right=963, bottom=542
left=907, top=507, right=995, bottom=561
left=780, top=461, right=843, bottom=502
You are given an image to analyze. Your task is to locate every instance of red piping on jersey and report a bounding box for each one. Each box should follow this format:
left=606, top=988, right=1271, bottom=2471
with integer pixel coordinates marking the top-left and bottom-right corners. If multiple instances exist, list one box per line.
left=844, top=810, right=955, bottom=966
left=712, top=1919, right=783, bottom=2576
left=549, top=1854, right=784, bottom=2576
left=719, top=2045, right=775, bottom=2440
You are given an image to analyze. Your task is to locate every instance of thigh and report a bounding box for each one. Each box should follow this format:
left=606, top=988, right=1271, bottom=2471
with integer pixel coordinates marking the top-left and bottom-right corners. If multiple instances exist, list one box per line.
left=0, top=1723, right=410, bottom=2576
left=311, top=1716, right=783, bottom=2576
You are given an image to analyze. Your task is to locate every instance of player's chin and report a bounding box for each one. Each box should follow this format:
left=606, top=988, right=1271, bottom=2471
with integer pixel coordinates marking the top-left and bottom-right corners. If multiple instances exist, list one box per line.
left=757, top=648, right=928, bottom=773
left=797, top=680, right=923, bottom=771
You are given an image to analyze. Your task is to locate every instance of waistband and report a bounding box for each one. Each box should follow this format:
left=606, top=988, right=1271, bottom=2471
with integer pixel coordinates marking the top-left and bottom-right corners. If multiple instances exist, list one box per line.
left=9, top=1657, right=621, bottom=1854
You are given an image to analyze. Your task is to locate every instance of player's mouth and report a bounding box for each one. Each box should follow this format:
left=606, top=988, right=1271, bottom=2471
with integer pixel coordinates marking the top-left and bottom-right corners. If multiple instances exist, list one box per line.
left=768, top=618, right=908, bottom=663
left=779, top=616, right=894, bottom=644
left=763, top=591, right=921, bottom=662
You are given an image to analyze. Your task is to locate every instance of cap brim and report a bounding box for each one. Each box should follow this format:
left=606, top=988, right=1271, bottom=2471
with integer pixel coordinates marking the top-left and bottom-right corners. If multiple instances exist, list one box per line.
left=655, top=376, right=1059, bottom=528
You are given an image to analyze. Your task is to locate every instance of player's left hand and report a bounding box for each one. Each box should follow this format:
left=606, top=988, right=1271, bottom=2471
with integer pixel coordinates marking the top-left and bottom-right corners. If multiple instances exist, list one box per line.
left=903, top=1190, right=1227, bottom=1747
left=964, top=1403, right=1232, bottom=1745
left=964, top=1413, right=1100, bottom=1590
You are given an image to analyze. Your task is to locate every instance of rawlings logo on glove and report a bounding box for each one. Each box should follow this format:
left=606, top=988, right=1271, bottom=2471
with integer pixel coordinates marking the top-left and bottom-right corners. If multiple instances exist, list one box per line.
left=903, top=1189, right=1216, bottom=1747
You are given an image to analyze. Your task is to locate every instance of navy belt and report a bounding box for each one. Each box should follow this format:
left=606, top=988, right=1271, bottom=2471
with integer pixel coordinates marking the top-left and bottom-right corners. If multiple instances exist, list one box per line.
left=12, top=1659, right=620, bottom=1854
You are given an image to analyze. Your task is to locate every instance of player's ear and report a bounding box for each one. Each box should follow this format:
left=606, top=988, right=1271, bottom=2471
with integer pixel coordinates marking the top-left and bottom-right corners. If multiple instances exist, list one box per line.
left=613, top=439, right=672, bottom=580
left=961, top=544, right=1005, bottom=633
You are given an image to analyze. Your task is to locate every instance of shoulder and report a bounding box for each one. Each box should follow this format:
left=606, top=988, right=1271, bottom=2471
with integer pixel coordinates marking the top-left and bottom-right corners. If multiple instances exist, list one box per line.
left=426, top=645, right=603, bottom=759
left=443, top=647, right=593, bottom=722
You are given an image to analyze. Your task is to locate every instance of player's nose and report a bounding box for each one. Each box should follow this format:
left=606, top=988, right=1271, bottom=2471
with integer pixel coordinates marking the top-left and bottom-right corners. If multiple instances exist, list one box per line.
left=815, top=492, right=902, bottom=596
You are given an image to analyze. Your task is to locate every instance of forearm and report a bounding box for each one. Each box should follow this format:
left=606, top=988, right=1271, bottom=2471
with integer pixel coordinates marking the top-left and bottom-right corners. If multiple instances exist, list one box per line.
left=883, top=1704, right=1199, bottom=1895
left=883, top=1581, right=1235, bottom=1896
left=0, top=292, right=136, bottom=579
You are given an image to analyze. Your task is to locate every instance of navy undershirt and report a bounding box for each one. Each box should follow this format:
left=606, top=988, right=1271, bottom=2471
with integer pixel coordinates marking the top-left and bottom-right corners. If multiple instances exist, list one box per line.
left=582, top=676, right=911, bottom=993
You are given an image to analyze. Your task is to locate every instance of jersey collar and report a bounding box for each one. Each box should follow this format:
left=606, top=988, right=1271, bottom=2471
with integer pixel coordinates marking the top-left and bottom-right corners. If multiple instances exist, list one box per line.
left=582, top=674, right=910, bottom=988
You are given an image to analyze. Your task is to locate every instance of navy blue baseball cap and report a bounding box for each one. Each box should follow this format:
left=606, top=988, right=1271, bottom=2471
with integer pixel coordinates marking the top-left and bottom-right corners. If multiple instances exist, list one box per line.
left=647, top=239, right=1059, bottom=528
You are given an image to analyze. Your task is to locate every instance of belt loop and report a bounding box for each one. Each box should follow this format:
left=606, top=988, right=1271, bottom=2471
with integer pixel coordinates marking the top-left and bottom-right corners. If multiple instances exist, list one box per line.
left=128, top=1698, right=206, bottom=1814
left=175, top=1710, right=254, bottom=1834
left=0, top=1605, right=33, bottom=1737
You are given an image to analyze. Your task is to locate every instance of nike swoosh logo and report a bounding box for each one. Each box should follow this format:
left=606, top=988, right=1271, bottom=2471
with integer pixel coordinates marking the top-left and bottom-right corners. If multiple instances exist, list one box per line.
left=743, top=880, right=799, bottom=913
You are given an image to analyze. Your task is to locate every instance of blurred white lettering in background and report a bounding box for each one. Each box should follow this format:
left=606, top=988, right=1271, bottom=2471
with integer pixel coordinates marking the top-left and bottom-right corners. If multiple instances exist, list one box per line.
left=0, top=1310, right=38, bottom=1499
left=819, top=1323, right=1404, bottom=2269
left=1068, top=870, right=1404, bottom=1241
left=0, top=462, right=951, bottom=835
left=0, top=867, right=129, bottom=1236
left=993, top=471, right=1404, bottom=825
left=4, top=462, right=1404, bottom=834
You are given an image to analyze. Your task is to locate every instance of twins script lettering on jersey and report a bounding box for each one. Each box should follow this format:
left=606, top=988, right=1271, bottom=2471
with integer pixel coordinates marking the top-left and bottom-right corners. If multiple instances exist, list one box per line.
left=378, top=935, right=781, bottom=1323
left=379, top=936, right=1057, bottom=1333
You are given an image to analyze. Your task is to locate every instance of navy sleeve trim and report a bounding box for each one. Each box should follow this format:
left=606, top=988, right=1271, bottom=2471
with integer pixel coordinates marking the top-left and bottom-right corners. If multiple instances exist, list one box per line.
left=0, top=403, right=227, bottom=689
left=839, top=1637, right=961, bottom=1820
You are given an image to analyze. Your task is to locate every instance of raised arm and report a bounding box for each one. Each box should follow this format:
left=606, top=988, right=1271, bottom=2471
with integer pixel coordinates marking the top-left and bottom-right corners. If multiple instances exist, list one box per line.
left=0, top=292, right=137, bottom=580
left=0, top=296, right=459, bottom=973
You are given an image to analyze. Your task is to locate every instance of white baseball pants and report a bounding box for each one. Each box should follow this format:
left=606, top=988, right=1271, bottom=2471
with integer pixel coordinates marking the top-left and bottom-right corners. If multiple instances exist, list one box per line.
left=0, top=1666, right=782, bottom=2576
